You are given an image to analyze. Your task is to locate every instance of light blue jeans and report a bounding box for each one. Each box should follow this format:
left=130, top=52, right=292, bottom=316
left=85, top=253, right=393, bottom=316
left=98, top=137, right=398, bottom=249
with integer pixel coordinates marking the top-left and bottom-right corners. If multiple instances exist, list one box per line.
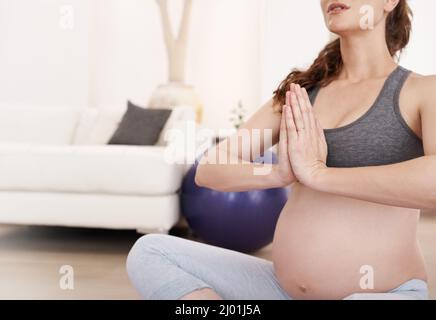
left=126, top=234, right=428, bottom=300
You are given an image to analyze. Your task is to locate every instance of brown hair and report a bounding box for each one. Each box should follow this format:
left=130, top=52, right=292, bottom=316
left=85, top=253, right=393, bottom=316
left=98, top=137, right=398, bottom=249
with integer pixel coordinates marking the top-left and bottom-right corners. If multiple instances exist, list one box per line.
left=272, top=0, right=413, bottom=110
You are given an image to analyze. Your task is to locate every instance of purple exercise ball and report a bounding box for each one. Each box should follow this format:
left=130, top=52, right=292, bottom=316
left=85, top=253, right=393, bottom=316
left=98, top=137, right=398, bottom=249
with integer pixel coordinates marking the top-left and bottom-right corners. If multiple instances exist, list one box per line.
left=181, top=152, right=289, bottom=253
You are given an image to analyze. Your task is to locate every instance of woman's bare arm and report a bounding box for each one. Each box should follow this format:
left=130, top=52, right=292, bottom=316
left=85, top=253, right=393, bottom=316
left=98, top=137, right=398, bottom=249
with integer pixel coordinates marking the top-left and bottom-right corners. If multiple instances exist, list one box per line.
left=195, top=98, right=296, bottom=192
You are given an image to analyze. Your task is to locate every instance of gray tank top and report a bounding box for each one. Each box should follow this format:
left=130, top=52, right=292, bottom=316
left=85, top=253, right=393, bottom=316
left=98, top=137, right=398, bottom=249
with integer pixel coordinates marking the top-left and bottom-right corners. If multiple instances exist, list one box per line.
left=308, top=66, right=424, bottom=168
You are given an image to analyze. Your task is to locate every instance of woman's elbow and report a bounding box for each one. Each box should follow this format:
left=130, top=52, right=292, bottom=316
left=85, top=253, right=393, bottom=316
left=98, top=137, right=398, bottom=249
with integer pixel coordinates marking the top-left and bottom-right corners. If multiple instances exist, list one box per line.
left=418, top=193, right=436, bottom=211
left=425, top=181, right=436, bottom=210
left=195, top=164, right=229, bottom=191
left=194, top=164, right=210, bottom=188
left=427, top=196, right=436, bottom=211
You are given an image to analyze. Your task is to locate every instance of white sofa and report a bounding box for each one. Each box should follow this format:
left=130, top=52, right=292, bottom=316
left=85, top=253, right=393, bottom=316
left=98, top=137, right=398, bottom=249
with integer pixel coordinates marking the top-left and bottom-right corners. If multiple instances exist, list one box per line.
left=0, top=104, right=204, bottom=234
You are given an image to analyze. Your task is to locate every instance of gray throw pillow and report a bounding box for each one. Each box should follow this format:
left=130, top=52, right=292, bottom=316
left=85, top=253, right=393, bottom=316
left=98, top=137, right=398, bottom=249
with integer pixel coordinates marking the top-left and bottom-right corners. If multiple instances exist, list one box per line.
left=108, top=101, right=172, bottom=146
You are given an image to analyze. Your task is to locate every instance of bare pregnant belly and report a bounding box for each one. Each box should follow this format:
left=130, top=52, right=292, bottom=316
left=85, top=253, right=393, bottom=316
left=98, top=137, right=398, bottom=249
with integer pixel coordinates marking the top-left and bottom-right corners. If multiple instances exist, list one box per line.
left=272, top=183, right=427, bottom=300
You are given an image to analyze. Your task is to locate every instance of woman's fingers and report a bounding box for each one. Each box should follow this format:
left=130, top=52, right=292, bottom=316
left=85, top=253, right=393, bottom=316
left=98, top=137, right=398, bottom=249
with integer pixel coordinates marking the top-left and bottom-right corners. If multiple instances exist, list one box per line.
left=284, top=105, right=298, bottom=143
left=315, top=118, right=324, bottom=138
left=284, top=90, right=296, bottom=143
left=280, top=105, right=288, bottom=147
left=295, top=85, right=308, bottom=111
left=302, top=87, right=311, bottom=106
left=289, top=83, right=295, bottom=96
left=295, top=85, right=313, bottom=133
left=316, top=118, right=327, bottom=147
left=284, top=91, right=292, bottom=143
left=290, top=91, right=305, bottom=133
left=302, top=87, right=317, bottom=136
left=286, top=90, right=291, bottom=107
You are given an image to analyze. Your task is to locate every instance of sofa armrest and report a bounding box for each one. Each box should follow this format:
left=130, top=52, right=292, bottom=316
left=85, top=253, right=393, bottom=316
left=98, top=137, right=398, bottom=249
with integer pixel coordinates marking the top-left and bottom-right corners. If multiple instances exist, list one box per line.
left=0, top=144, right=186, bottom=195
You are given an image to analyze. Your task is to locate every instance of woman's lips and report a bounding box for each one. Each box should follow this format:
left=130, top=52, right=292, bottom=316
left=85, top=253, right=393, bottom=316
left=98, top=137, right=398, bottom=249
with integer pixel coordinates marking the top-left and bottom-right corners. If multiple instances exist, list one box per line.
left=327, top=2, right=351, bottom=14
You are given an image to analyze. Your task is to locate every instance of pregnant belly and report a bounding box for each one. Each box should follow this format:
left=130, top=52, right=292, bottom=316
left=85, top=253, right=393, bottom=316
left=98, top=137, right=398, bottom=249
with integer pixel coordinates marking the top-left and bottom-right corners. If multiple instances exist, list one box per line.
left=272, top=183, right=426, bottom=300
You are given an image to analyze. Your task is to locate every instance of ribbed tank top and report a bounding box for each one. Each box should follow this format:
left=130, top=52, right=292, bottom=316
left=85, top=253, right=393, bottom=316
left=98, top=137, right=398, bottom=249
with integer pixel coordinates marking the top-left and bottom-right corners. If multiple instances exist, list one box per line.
left=308, top=66, right=424, bottom=168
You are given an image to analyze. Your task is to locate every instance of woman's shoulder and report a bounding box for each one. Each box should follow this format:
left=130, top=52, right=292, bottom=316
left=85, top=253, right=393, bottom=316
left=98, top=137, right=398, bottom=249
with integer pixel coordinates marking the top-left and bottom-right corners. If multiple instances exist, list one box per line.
left=407, top=71, right=436, bottom=89
left=404, top=72, right=436, bottom=110
left=404, top=70, right=436, bottom=95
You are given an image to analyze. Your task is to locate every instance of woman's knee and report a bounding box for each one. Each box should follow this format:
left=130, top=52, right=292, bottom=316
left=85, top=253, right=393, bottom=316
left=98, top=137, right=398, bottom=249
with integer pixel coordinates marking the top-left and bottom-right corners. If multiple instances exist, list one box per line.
left=126, top=234, right=174, bottom=278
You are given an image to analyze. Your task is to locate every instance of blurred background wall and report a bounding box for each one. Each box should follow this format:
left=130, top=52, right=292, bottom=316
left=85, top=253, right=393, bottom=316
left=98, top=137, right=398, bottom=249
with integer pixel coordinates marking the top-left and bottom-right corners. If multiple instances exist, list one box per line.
left=0, top=0, right=435, bottom=130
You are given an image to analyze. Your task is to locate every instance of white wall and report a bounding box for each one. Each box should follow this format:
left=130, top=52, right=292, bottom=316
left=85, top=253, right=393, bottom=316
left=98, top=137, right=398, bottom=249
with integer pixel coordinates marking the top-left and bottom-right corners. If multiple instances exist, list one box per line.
left=400, top=1, right=436, bottom=75
left=259, top=0, right=330, bottom=103
left=0, top=0, right=90, bottom=107
left=0, top=0, right=435, bottom=129
left=88, top=0, right=262, bottom=130
left=188, top=0, right=262, bottom=130
left=88, top=0, right=164, bottom=111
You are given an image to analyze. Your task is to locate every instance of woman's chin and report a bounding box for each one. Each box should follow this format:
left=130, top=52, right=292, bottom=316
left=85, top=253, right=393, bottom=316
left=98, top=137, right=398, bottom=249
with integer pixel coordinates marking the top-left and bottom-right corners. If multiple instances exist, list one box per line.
left=327, top=20, right=357, bottom=34
left=328, top=21, right=366, bottom=37
left=328, top=25, right=349, bottom=34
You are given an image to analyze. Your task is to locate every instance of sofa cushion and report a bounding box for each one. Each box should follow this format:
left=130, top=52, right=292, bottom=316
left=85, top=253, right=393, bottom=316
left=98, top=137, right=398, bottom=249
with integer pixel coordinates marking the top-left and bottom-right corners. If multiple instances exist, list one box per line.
left=0, top=145, right=185, bottom=196
left=73, top=106, right=196, bottom=146
left=0, top=105, right=79, bottom=145
left=73, top=108, right=99, bottom=145
left=108, top=102, right=172, bottom=146
left=79, top=109, right=125, bottom=145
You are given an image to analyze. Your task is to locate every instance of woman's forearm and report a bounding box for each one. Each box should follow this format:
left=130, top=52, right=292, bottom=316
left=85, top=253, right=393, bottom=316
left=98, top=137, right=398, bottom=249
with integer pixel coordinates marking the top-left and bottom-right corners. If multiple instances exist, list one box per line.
left=313, top=156, right=436, bottom=210
left=195, top=145, right=291, bottom=193
left=196, top=162, right=288, bottom=192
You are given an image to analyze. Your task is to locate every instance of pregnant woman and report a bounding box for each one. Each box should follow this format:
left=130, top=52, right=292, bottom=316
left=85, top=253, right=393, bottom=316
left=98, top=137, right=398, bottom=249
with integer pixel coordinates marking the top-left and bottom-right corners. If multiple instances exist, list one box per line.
left=127, top=0, right=436, bottom=300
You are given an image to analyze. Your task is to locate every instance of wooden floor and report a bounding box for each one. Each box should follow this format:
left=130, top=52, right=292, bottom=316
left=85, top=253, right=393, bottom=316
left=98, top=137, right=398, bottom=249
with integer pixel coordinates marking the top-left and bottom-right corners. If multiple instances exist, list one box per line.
left=0, top=213, right=435, bottom=300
